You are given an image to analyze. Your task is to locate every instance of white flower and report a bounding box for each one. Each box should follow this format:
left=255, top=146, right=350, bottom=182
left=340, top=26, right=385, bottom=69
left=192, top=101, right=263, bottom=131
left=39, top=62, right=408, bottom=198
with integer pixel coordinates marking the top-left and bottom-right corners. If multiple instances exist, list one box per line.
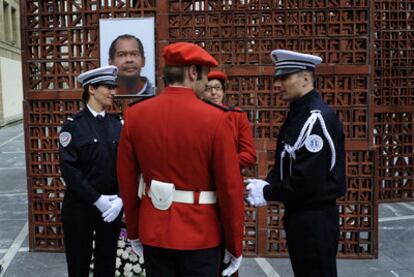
left=115, top=270, right=121, bottom=276
left=129, top=253, right=138, bottom=262
left=116, top=249, right=123, bottom=256
left=139, top=256, right=144, bottom=264
left=124, top=263, right=133, bottom=272
left=118, top=240, right=126, bottom=248
left=115, top=257, right=121, bottom=269
left=90, top=263, right=94, bottom=270
left=125, top=246, right=132, bottom=253
left=124, top=272, right=133, bottom=277
left=133, top=264, right=142, bottom=273
left=122, top=251, right=129, bottom=259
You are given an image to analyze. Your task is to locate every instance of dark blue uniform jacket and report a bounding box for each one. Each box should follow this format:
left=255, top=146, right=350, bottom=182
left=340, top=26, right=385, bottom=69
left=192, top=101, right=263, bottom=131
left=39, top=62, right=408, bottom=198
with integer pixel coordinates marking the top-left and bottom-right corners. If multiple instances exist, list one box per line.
left=264, top=90, right=346, bottom=209
left=59, top=108, right=122, bottom=205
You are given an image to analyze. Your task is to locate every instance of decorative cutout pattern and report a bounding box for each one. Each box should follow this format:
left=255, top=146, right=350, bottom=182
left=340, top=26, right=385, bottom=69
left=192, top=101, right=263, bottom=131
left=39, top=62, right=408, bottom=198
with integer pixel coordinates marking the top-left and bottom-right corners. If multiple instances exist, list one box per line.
left=21, top=0, right=413, bottom=259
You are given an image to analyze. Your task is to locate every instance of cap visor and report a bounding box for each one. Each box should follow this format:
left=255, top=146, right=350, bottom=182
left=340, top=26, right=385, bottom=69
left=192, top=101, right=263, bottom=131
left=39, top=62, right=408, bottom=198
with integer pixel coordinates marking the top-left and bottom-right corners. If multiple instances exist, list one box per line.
left=274, top=68, right=304, bottom=78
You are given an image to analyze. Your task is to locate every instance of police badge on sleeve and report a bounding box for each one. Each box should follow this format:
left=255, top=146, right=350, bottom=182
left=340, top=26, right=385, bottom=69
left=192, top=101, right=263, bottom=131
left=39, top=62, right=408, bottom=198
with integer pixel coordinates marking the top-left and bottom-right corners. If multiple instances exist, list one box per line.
left=305, top=134, right=323, bottom=153
left=59, top=132, right=72, bottom=147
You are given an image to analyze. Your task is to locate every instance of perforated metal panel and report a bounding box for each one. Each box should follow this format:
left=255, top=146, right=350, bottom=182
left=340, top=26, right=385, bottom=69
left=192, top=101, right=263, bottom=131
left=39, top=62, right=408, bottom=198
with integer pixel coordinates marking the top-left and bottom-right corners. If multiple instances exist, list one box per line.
left=373, top=0, right=414, bottom=202
left=21, top=0, right=412, bottom=258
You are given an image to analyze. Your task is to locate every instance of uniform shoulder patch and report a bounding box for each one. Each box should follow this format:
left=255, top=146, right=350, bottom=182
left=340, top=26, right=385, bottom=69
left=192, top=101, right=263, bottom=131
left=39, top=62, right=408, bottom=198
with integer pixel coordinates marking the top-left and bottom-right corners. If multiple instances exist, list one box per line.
left=202, top=99, right=229, bottom=112
left=59, top=132, right=72, bottom=147
left=305, top=134, right=323, bottom=153
left=128, top=96, right=154, bottom=107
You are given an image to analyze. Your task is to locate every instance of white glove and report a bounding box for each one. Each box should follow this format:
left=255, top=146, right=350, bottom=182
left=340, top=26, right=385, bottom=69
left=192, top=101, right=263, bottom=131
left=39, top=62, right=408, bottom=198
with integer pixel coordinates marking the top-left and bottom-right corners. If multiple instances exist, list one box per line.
left=93, top=194, right=117, bottom=213
left=129, top=239, right=143, bottom=257
left=102, top=196, right=123, bottom=222
left=244, top=179, right=268, bottom=207
left=222, top=249, right=242, bottom=276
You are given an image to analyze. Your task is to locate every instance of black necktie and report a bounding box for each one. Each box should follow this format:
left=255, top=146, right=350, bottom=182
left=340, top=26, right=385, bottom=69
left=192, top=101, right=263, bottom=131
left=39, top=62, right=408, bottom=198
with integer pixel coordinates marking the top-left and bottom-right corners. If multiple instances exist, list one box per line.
left=95, top=114, right=107, bottom=138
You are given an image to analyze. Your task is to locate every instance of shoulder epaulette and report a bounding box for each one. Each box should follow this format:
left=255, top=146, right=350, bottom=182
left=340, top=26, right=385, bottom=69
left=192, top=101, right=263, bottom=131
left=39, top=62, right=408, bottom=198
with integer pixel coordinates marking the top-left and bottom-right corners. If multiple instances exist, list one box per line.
left=107, top=113, right=123, bottom=121
left=128, top=95, right=155, bottom=107
left=228, top=106, right=245, bottom=113
left=65, top=112, right=82, bottom=122
left=117, top=115, right=124, bottom=125
left=202, top=99, right=230, bottom=112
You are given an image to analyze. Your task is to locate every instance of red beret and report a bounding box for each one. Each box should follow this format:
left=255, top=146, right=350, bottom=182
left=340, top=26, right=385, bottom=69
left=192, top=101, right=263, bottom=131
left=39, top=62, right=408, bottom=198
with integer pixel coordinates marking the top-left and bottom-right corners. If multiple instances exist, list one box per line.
left=208, top=70, right=228, bottom=82
left=163, top=42, right=218, bottom=67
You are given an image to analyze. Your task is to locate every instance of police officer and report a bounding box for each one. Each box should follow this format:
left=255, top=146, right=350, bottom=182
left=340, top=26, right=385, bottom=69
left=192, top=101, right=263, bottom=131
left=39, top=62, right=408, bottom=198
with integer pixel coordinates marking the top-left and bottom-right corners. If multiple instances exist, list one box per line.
left=59, top=66, right=124, bottom=277
left=117, top=42, right=244, bottom=277
left=245, top=50, right=346, bottom=277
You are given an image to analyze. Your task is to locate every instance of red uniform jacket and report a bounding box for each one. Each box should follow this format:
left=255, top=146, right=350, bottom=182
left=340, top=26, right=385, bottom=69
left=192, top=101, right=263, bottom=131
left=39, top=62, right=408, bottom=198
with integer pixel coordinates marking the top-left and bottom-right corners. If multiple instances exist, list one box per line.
left=229, top=108, right=257, bottom=168
left=117, top=87, right=244, bottom=257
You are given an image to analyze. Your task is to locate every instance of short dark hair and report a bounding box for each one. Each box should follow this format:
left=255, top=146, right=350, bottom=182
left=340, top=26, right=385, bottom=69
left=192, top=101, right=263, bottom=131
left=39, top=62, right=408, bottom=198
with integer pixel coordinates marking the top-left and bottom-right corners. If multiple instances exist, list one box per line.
left=163, top=65, right=204, bottom=85
left=108, top=34, right=145, bottom=60
left=163, top=65, right=185, bottom=85
left=296, top=70, right=315, bottom=81
left=208, top=78, right=226, bottom=91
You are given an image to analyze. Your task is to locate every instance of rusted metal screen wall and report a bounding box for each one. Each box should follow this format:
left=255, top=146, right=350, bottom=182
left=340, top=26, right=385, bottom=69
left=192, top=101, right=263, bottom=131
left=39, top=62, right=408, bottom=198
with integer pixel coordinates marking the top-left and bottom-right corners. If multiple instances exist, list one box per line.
left=373, top=0, right=414, bottom=202
left=21, top=0, right=159, bottom=252
left=165, top=1, right=377, bottom=258
left=20, top=0, right=412, bottom=258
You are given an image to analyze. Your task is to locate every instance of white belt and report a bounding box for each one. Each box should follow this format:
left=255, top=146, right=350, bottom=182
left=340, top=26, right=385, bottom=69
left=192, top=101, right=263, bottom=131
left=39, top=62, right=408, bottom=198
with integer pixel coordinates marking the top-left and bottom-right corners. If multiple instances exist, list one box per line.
left=173, top=190, right=216, bottom=204
left=145, top=179, right=217, bottom=207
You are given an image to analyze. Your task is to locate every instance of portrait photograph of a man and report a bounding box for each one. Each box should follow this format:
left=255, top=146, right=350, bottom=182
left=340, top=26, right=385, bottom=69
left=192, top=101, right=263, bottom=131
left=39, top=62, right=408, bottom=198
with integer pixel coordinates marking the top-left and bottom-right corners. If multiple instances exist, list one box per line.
left=99, top=17, right=155, bottom=96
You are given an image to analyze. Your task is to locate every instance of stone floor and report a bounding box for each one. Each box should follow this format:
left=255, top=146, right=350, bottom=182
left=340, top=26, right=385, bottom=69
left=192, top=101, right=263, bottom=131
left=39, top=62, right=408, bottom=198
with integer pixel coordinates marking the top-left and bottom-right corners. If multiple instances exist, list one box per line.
left=0, top=123, right=413, bottom=277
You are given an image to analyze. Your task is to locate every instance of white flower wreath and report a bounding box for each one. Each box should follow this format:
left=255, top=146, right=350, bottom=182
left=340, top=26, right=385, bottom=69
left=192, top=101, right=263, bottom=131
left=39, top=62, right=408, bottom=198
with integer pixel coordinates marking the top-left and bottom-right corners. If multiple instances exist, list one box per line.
left=90, top=228, right=145, bottom=276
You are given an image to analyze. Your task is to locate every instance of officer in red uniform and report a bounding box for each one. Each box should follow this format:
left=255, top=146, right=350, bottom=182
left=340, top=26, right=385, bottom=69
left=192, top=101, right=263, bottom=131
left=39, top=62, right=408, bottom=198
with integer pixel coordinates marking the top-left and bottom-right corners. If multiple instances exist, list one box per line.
left=203, top=70, right=256, bottom=169
left=117, top=42, right=244, bottom=277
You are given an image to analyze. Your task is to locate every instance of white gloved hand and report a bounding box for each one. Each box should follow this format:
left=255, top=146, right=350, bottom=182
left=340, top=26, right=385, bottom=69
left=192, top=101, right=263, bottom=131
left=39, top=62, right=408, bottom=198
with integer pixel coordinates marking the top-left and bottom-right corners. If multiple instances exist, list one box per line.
left=93, top=194, right=118, bottom=213
left=222, top=249, right=242, bottom=276
left=102, top=196, right=123, bottom=222
left=244, top=179, right=268, bottom=207
left=129, top=239, right=143, bottom=257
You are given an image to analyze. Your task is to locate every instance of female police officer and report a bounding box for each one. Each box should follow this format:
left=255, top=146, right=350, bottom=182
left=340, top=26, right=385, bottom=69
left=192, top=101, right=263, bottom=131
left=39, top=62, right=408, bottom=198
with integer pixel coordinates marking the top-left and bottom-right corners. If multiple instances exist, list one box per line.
left=59, top=66, right=124, bottom=276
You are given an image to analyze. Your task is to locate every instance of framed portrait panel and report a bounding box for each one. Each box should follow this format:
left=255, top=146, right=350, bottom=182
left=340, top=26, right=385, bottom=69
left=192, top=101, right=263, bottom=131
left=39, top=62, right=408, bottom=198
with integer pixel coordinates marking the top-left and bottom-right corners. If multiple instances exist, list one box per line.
left=99, top=17, right=155, bottom=96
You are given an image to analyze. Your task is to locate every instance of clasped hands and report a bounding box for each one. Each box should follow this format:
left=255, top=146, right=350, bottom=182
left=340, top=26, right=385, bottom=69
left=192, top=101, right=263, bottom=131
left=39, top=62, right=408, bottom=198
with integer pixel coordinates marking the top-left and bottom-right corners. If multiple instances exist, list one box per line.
left=93, top=194, right=123, bottom=222
left=244, top=178, right=269, bottom=207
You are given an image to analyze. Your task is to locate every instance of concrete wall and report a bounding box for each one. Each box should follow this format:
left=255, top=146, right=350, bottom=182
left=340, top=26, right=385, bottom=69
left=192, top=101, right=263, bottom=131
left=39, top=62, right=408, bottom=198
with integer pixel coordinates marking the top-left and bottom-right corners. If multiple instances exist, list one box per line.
left=0, top=0, right=22, bottom=126
left=0, top=56, right=22, bottom=125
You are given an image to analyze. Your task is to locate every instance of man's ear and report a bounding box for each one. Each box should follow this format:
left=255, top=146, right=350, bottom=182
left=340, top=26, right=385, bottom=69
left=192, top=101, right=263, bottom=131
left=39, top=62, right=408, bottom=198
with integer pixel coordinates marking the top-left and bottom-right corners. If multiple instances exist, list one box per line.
left=188, top=65, right=197, bottom=81
left=302, top=71, right=312, bottom=86
left=108, top=58, right=113, bottom=65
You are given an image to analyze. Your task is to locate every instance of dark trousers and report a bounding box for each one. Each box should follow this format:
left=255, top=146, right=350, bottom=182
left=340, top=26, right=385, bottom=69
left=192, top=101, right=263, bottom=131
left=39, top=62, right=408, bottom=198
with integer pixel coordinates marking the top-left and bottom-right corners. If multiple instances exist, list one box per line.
left=284, top=204, right=340, bottom=277
left=143, top=245, right=221, bottom=277
left=62, top=196, right=122, bottom=277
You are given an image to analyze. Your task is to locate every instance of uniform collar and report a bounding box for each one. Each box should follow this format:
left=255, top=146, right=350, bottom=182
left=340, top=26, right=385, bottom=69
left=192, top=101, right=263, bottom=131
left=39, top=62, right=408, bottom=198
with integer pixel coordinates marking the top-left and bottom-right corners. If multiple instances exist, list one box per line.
left=290, top=89, right=318, bottom=112
left=87, top=104, right=106, bottom=118
left=163, top=86, right=197, bottom=96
